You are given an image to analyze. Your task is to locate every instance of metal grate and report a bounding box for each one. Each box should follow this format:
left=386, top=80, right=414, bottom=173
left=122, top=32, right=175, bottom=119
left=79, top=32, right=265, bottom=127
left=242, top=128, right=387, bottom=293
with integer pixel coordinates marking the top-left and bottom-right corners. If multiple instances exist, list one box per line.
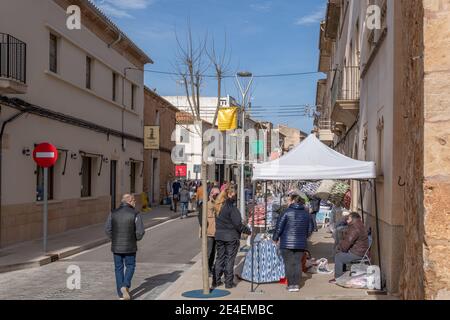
left=0, top=33, right=26, bottom=83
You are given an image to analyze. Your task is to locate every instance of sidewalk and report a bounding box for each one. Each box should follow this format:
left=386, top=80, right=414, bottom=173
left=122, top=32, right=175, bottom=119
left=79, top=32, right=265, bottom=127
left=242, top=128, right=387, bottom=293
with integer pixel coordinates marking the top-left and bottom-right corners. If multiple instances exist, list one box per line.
left=157, top=228, right=397, bottom=300
left=0, top=206, right=179, bottom=273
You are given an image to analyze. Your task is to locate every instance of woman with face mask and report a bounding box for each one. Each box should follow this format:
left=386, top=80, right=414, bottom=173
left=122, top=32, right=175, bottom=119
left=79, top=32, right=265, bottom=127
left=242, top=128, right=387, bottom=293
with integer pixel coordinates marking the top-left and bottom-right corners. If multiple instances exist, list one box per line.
left=212, top=186, right=251, bottom=289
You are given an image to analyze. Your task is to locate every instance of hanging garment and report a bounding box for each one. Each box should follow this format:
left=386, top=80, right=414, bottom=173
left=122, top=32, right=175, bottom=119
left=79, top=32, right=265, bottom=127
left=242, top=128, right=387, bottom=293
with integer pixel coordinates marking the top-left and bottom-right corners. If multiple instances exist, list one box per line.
left=241, top=238, right=285, bottom=284
left=343, top=190, right=352, bottom=209
left=329, top=182, right=350, bottom=206
left=315, top=180, right=336, bottom=200
left=301, top=182, right=321, bottom=198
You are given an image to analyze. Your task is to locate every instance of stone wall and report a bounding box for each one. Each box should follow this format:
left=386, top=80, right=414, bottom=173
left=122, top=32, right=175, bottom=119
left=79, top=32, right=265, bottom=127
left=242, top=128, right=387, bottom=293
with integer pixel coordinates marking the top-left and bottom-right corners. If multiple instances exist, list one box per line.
left=397, top=0, right=426, bottom=300
left=398, top=0, right=450, bottom=300
left=422, top=0, right=450, bottom=300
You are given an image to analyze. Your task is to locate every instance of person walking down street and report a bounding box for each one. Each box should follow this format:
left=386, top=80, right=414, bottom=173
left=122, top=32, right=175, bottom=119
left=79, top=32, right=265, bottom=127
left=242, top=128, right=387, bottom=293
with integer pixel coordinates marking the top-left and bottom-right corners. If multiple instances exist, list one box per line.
left=330, top=212, right=369, bottom=283
left=309, top=196, right=321, bottom=232
left=105, top=194, right=145, bottom=300
left=272, top=195, right=312, bottom=293
left=172, top=180, right=182, bottom=212
left=179, top=187, right=190, bottom=219
left=212, top=186, right=251, bottom=289
left=206, top=187, right=221, bottom=276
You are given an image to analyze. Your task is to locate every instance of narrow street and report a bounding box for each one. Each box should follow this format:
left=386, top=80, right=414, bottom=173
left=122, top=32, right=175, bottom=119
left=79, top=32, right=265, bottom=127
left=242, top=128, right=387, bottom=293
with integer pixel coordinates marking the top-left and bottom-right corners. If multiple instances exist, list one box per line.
left=0, top=214, right=201, bottom=300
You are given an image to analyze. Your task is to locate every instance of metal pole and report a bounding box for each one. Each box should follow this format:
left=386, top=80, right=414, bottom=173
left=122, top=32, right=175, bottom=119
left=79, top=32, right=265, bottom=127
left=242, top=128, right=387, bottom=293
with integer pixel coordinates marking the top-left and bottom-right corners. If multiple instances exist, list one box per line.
left=201, top=145, right=209, bottom=295
left=240, top=102, right=245, bottom=220
left=264, top=181, right=268, bottom=232
left=359, top=181, right=364, bottom=224
left=373, top=181, right=383, bottom=289
left=250, top=181, right=256, bottom=292
left=236, top=74, right=253, bottom=220
left=43, top=167, right=48, bottom=253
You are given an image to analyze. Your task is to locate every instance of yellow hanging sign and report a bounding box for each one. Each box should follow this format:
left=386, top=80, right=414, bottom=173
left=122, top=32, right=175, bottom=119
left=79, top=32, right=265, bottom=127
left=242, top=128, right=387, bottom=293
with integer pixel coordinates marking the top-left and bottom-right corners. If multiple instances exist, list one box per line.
left=218, top=107, right=238, bottom=131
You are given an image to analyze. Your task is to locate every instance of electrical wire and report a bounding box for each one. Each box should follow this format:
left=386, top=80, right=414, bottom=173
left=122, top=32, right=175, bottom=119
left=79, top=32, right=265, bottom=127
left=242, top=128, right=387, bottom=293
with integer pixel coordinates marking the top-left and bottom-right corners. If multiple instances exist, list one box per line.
left=139, top=69, right=324, bottom=79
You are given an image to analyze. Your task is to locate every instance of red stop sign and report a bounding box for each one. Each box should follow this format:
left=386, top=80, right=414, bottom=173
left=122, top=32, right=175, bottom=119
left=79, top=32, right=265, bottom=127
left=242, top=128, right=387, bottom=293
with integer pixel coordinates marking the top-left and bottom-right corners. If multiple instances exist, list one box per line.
left=33, top=143, right=58, bottom=168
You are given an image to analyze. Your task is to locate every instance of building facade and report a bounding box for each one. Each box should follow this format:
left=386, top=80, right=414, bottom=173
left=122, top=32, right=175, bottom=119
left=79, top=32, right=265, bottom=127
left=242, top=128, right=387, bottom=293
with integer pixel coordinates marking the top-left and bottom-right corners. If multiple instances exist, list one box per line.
left=0, top=0, right=151, bottom=247
left=315, top=0, right=450, bottom=299
left=143, top=88, right=178, bottom=205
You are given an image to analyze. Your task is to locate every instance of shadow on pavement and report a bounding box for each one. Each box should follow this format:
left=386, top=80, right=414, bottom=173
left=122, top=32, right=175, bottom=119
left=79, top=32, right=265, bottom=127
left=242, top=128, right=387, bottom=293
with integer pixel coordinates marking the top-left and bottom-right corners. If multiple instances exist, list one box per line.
left=130, top=270, right=183, bottom=299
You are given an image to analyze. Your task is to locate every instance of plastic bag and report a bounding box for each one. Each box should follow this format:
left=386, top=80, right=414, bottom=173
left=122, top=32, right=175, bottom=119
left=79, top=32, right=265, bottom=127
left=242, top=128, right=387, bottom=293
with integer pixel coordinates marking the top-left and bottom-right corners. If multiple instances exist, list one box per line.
left=336, top=271, right=368, bottom=289
left=316, top=258, right=334, bottom=274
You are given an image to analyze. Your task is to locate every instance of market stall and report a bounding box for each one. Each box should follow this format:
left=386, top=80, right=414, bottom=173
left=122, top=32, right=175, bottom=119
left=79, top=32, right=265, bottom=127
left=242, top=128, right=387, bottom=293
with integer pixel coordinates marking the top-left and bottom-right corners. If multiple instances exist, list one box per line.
left=246, top=134, right=380, bottom=291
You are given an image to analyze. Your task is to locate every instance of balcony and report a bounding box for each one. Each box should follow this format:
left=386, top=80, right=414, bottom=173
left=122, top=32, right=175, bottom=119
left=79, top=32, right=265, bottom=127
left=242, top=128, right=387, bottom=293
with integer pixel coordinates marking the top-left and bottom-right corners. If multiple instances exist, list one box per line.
left=330, top=66, right=360, bottom=127
left=317, top=120, right=334, bottom=145
left=0, top=33, right=27, bottom=94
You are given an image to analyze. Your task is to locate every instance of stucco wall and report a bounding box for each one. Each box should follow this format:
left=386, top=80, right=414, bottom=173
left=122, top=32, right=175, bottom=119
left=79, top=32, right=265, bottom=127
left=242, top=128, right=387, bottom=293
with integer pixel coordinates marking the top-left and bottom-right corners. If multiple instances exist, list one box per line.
left=0, top=0, right=146, bottom=246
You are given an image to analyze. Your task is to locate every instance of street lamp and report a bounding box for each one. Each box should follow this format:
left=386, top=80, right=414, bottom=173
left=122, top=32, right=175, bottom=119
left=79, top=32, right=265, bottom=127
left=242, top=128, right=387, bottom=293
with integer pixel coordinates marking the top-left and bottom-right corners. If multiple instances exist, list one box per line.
left=235, top=71, right=253, bottom=220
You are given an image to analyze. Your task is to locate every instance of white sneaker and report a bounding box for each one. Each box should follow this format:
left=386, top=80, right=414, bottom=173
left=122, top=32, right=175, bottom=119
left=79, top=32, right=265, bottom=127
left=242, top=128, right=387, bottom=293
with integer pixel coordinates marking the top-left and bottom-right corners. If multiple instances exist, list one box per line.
left=121, top=287, right=131, bottom=300
left=287, top=286, right=299, bottom=292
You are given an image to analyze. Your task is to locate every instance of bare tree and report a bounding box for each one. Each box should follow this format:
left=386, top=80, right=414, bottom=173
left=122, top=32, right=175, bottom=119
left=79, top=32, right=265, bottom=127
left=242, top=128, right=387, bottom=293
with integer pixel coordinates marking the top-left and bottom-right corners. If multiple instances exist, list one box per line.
left=174, top=23, right=233, bottom=295
left=207, top=32, right=232, bottom=126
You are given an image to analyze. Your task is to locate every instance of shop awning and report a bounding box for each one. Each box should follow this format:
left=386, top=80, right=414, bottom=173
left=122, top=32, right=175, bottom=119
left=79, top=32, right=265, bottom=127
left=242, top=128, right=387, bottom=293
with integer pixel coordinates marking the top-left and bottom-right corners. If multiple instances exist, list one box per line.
left=252, top=134, right=376, bottom=181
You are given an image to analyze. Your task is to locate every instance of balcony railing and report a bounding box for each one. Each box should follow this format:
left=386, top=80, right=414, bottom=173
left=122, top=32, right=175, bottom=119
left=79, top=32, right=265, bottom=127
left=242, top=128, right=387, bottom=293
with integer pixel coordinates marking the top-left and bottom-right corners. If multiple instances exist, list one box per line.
left=0, top=33, right=26, bottom=84
left=331, top=66, right=360, bottom=107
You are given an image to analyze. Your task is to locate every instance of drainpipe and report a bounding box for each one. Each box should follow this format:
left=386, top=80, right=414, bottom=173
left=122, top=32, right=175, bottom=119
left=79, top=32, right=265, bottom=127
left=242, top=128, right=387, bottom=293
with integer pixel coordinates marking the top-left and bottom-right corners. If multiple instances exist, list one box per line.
left=0, top=110, right=27, bottom=248
left=108, top=33, right=122, bottom=48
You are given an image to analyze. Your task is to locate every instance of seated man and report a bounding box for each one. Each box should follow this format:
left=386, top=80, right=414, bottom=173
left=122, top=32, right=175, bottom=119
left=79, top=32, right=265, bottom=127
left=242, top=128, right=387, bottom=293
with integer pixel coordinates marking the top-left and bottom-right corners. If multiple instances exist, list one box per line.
left=329, top=212, right=369, bottom=283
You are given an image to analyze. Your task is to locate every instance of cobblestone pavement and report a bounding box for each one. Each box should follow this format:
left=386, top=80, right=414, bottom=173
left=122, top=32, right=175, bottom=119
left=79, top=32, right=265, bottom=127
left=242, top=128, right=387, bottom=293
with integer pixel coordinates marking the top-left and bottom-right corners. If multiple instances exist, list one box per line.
left=0, top=214, right=201, bottom=300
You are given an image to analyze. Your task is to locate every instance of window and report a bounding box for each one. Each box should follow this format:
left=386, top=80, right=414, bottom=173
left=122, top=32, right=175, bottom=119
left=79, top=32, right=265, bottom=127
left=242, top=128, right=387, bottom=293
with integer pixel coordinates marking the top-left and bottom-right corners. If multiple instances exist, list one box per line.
left=49, top=34, right=58, bottom=73
left=36, top=166, right=54, bottom=201
left=130, top=162, right=136, bottom=194
left=131, top=84, right=136, bottom=110
left=81, top=156, right=92, bottom=197
left=112, top=72, right=117, bottom=101
left=86, top=56, right=92, bottom=89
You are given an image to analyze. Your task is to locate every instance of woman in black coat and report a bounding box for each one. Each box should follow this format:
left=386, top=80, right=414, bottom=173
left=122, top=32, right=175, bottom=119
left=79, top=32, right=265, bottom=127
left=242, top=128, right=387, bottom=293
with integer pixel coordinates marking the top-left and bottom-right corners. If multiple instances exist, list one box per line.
left=212, top=186, right=251, bottom=289
left=273, top=195, right=312, bottom=292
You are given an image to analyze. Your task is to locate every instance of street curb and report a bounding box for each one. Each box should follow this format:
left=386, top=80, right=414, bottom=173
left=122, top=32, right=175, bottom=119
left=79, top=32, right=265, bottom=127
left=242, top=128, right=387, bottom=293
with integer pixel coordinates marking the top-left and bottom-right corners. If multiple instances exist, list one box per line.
left=155, top=241, right=248, bottom=300
left=0, top=211, right=181, bottom=274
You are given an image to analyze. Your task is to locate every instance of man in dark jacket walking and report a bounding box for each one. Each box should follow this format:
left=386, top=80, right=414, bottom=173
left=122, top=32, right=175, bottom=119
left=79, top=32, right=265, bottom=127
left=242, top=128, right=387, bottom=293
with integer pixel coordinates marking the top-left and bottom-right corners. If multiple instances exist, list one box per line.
left=273, top=195, right=312, bottom=292
left=213, top=186, right=251, bottom=289
left=105, top=194, right=145, bottom=300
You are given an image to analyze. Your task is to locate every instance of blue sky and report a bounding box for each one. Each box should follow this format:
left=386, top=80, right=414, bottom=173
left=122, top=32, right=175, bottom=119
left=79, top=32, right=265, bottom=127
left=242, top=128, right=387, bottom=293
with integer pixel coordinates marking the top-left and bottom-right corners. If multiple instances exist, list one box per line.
left=92, top=0, right=327, bottom=133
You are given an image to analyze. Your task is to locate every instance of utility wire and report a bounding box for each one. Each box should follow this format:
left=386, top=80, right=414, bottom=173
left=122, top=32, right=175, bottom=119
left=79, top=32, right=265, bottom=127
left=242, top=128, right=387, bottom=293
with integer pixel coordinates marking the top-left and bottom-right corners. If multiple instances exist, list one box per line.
left=138, top=68, right=324, bottom=79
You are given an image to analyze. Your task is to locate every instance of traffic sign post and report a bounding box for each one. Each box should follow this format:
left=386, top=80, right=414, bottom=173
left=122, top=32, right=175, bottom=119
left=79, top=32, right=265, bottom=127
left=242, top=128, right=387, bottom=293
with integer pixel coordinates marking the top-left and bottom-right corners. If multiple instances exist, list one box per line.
left=33, top=143, right=58, bottom=253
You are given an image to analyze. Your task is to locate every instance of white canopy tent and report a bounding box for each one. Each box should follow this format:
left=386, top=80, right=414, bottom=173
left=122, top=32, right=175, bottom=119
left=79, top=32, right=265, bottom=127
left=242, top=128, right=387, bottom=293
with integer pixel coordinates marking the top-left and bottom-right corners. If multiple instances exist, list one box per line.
left=252, top=134, right=376, bottom=181
left=248, top=134, right=383, bottom=291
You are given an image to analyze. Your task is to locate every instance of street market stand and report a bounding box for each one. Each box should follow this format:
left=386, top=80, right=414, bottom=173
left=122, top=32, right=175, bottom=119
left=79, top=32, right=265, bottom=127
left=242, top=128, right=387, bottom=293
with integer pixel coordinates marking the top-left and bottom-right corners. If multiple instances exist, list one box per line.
left=247, top=134, right=381, bottom=292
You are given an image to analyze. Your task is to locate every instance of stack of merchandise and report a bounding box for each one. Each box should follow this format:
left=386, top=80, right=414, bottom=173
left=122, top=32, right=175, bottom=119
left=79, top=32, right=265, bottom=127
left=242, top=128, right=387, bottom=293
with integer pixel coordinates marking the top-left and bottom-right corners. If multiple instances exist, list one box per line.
left=329, top=182, right=350, bottom=206
left=241, top=235, right=285, bottom=284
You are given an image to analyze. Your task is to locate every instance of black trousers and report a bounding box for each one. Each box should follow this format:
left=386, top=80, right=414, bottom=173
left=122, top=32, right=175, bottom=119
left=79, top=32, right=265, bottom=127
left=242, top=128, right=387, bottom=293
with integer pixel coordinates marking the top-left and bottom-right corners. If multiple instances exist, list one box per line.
left=207, top=237, right=216, bottom=273
left=281, top=249, right=304, bottom=287
left=214, top=240, right=240, bottom=286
